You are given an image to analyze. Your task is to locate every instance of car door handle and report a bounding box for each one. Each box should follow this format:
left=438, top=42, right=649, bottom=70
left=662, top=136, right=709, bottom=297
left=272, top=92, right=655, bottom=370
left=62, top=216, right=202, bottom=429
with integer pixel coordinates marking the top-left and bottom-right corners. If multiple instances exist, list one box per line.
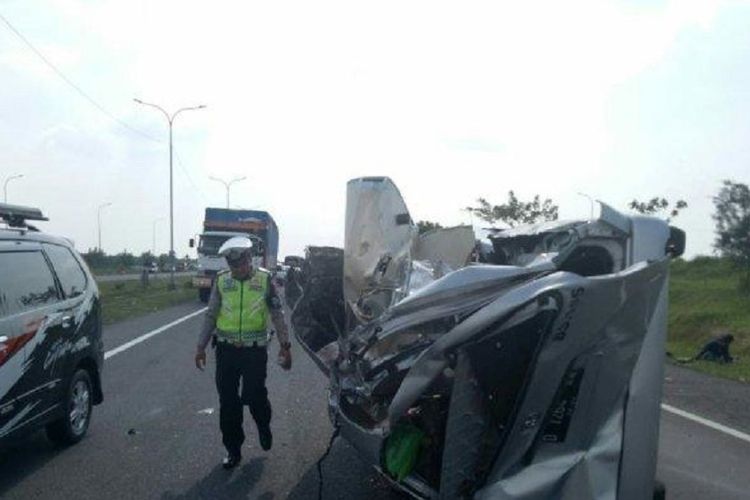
left=61, top=316, right=73, bottom=329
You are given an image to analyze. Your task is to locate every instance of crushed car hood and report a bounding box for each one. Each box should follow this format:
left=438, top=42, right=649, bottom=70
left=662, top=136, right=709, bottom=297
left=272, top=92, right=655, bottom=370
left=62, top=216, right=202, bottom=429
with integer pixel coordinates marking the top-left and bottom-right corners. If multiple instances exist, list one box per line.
left=344, top=177, right=478, bottom=326
left=292, top=176, right=685, bottom=500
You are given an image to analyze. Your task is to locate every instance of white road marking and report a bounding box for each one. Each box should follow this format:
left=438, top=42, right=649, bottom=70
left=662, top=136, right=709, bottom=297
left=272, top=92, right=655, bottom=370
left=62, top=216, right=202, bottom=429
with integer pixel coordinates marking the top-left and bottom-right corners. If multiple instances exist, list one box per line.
left=105, top=307, right=207, bottom=360
left=662, top=403, right=750, bottom=444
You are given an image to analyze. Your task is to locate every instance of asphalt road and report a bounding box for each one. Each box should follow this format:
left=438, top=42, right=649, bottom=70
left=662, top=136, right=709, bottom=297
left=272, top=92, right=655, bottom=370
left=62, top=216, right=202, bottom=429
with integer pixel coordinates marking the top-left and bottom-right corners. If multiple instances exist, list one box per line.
left=656, top=364, right=750, bottom=500
left=0, top=302, right=748, bottom=499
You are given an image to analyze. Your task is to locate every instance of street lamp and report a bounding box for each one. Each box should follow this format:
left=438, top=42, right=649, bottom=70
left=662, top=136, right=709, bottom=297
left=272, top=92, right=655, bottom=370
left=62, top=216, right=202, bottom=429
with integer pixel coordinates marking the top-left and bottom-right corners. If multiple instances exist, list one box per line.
left=152, top=217, right=165, bottom=254
left=210, top=176, right=247, bottom=208
left=577, top=192, right=595, bottom=220
left=3, top=174, right=24, bottom=203
left=97, top=202, right=112, bottom=252
left=134, top=98, right=206, bottom=289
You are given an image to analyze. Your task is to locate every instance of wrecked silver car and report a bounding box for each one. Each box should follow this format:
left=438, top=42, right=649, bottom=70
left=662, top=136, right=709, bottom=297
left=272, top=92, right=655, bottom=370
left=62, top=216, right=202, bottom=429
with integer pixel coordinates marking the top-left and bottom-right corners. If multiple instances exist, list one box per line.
left=292, top=177, right=685, bottom=499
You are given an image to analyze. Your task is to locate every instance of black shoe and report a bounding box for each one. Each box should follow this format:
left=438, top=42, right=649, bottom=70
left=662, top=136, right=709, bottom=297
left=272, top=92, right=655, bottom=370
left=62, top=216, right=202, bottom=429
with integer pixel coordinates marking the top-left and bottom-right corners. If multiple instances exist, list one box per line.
left=258, top=424, right=273, bottom=451
left=222, top=453, right=241, bottom=469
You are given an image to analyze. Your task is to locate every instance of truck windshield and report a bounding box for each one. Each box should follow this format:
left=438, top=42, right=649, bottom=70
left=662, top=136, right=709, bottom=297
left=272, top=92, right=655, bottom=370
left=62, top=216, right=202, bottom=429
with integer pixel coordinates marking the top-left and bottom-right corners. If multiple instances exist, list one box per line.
left=198, top=235, right=231, bottom=256
left=198, top=235, right=265, bottom=256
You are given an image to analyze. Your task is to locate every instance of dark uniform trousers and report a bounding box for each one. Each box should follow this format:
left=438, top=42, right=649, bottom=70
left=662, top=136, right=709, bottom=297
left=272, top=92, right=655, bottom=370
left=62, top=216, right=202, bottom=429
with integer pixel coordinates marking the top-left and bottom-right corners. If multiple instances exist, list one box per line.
left=215, top=342, right=272, bottom=454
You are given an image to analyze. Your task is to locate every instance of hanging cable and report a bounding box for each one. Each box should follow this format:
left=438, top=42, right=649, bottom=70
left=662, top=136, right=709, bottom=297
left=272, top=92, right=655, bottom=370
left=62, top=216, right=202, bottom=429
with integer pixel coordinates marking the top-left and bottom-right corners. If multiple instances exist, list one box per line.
left=316, top=415, right=341, bottom=500
left=173, top=151, right=209, bottom=203
left=0, top=11, right=161, bottom=143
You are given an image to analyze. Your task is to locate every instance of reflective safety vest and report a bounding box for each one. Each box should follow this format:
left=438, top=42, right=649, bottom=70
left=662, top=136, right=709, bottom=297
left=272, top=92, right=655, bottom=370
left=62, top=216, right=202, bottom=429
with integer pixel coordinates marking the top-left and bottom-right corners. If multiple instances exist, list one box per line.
left=215, top=270, right=270, bottom=346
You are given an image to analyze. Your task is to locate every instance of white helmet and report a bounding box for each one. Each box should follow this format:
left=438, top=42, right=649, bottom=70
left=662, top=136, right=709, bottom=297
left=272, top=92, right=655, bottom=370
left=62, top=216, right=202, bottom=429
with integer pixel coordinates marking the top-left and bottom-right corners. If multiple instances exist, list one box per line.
left=218, top=236, right=254, bottom=263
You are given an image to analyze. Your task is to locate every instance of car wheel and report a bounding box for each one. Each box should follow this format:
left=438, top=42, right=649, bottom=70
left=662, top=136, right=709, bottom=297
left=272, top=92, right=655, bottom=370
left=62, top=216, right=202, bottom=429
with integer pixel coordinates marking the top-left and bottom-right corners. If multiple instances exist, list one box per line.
left=46, top=369, right=93, bottom=445
left=653, top=479, right=666, bottom=500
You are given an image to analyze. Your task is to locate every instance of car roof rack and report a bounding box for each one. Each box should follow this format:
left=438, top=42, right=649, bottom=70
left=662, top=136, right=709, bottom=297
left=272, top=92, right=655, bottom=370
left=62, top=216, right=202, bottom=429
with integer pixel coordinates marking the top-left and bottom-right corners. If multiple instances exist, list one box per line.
left=0, top=203, right=49, bottom=231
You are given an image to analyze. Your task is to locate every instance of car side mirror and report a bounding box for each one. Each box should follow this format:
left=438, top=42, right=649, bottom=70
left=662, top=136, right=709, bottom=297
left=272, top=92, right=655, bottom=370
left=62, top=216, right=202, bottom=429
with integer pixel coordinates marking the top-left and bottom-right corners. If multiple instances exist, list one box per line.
left=395, top=213, right=411, bottom=225
left=666, top=227, right=686, bottom=258
left=189, top=238, right=195, bottom=248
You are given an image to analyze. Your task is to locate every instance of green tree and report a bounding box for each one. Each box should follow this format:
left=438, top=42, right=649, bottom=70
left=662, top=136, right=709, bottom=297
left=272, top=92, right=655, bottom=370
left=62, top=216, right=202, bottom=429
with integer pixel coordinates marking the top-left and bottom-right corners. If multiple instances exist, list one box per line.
left=628, top=197, right=687, bottom=222
left=117, top=251, right=136, bottom=269
left=712, top=180, right=750, bottom=293
left=82, top=248, right=106, bottom=269
left=157, top=253, right=170, bottom=270
left=82, top=249, right=123, bottom=273
left=466, top=191, right=558, bottom=227
left=139, top=251, right=155, bottom=265
left=416, top=220, right=443, bottom=234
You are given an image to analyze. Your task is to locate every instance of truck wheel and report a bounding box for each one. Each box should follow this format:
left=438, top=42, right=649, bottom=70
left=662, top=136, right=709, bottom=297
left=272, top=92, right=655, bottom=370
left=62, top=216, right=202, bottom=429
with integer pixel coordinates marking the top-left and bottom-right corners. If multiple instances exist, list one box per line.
left=199, top=288, right=211, bottom=303
left=46, top=369, right=93, bottom=445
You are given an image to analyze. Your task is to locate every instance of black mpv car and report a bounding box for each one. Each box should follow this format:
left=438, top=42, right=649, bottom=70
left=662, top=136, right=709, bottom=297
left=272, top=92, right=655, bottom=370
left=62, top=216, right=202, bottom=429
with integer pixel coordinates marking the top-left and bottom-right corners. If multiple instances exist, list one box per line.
left=0, top=203, right=103, bottom=446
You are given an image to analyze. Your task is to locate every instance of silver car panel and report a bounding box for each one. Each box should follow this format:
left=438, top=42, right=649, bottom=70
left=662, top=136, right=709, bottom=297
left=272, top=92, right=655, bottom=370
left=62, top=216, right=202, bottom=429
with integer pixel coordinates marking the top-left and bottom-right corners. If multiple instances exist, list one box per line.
left=293, top=176, right=683, bottom=499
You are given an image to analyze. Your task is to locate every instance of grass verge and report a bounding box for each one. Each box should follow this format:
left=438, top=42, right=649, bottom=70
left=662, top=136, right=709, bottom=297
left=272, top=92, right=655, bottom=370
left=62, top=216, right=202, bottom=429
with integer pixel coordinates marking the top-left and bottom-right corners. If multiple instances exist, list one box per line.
left=98, top=277, right=197, bottom=325
left=668, top=257, right=750, bottom=383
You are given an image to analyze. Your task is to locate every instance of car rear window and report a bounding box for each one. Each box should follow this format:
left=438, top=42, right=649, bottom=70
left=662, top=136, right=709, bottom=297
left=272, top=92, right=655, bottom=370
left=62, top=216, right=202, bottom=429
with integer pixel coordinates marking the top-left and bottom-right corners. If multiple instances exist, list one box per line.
left=0, top=251, right=60, bottom=318
left=43, top=244, right=88, bottom=298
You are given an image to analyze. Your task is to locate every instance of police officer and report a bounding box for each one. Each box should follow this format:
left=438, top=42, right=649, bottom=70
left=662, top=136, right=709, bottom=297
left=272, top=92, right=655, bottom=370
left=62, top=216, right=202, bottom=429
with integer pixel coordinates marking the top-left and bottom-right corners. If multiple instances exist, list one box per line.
left=194, top=236, right=292, bottom=469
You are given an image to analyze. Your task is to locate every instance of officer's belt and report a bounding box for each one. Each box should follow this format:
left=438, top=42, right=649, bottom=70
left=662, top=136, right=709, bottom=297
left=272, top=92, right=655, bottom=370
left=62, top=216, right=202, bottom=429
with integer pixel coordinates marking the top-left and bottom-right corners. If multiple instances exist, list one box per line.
left=215, top=332, right=268, bottom=348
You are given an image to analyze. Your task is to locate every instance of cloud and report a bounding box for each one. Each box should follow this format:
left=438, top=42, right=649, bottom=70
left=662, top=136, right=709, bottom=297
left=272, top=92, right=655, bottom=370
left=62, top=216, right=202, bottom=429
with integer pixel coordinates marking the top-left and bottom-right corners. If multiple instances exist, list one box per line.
left=0, top=0, right=747, bottom=258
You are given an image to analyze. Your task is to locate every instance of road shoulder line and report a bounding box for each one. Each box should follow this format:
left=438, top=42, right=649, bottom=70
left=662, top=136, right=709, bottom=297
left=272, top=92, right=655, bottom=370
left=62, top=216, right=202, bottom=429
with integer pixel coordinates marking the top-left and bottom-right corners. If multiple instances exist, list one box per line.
left=104, top=307, right=207, bottom=360
left=662, top=403, right=750, bottom=444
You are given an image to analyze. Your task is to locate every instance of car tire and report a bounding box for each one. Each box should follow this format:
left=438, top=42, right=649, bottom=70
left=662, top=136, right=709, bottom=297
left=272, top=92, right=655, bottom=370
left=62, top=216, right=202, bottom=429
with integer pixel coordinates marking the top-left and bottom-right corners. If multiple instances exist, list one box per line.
left=653, top=479, right=666, bottom=500
left=199, top=288, right=211, bottom=303
left=46, top=369, right=93, bottom=445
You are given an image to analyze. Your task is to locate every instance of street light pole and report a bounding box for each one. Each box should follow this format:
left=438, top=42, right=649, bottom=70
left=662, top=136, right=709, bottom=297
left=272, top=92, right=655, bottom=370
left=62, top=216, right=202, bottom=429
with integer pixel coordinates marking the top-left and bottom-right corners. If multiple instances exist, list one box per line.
left=97, top=202, right=112, bottom=252
left=134, top=98, right=206, bottom=289
left=577, top=192, right=595, bottom=220
left=3, top=174, right=24, bottom=203
left=209, top=176, right=247, bottom=208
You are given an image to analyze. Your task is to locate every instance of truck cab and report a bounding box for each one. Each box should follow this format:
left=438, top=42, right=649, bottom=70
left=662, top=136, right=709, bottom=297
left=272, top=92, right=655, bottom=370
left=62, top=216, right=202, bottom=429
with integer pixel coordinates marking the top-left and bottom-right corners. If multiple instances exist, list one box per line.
left=192, top=231, right=265, bottom=301
left=191, top=208, right=278, bottom=302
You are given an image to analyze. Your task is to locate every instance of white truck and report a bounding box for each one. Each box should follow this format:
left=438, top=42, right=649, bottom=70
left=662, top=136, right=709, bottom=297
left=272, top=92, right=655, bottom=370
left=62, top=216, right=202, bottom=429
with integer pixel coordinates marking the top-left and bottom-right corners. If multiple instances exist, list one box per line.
left=190, top=207, right=279, bottom=302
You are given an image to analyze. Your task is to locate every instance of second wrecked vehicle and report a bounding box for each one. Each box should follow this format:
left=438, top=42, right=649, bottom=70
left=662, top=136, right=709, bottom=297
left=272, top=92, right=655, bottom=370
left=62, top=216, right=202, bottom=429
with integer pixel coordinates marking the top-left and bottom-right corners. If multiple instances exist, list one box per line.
left=292, top=177, right=685, bottom=500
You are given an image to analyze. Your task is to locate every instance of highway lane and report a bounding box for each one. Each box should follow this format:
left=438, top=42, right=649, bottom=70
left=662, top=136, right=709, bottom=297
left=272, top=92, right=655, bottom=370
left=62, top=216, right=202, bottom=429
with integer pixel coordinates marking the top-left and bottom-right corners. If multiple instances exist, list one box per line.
left=657, top=412, right=749, bottom=500
left=0, top=302, right=398, bottom=500
left=0, top=303, right=748, bottom=499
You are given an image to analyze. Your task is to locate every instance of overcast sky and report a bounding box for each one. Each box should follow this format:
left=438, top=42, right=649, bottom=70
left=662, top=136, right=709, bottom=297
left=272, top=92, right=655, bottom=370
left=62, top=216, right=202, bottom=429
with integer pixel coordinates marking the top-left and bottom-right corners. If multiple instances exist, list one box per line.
left=1, top=0, right=749, bottom=259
